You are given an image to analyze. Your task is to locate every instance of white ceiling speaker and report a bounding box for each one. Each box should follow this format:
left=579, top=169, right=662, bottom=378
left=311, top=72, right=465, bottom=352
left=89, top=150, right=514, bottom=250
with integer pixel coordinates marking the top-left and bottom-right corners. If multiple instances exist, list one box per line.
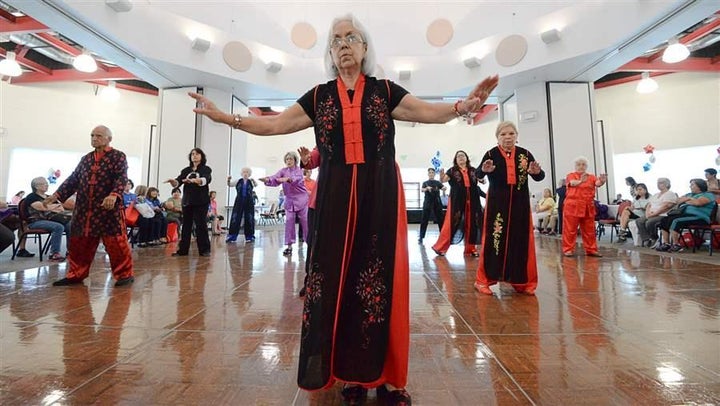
left=191, top=37, right=211, bottom=52
left=223, top=41, right=252, bottom=72
left=265, top=61, right=282, bottom=73
left=426, top=18, right=454, bottom=47
left=105, top=0, right=132, bottom=12
left=540, top=28, right=561, bottom=44
left=463, top=56, right=482, bottom=69
left=291, top=22, right=317, bottom=50
left=495, top=35, right=528, bottom=67
left=398, top=70, right=411, bottom=81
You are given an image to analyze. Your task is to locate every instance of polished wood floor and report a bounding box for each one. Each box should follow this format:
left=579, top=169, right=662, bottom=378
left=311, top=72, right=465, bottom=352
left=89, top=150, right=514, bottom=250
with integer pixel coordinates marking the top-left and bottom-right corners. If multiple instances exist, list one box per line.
left=1, top=225, right=719, bottom=405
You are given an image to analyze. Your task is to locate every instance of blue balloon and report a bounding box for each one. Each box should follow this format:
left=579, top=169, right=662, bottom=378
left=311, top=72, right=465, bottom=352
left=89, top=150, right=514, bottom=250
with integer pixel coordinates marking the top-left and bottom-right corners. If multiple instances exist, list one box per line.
left=642, top=163, right=651, bottom=172
left=431, top=151, right=442, bottom=172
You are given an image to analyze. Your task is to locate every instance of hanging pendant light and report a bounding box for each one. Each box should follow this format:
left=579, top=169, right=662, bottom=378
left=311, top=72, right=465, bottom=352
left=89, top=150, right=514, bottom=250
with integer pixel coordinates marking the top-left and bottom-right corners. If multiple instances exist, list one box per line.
left=101, top=81, right=120, bottom=101
left=636, top=72, right=658, bottom=94
left=73, top=50, right=98, bottom=73
left=0, top=51, right=23, bottom=77
left=662, top=37, right=690, bottom=64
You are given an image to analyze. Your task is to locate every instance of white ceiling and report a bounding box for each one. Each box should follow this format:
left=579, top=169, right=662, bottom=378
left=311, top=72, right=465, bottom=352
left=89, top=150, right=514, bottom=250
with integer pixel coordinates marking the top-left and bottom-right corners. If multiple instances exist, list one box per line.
left=6, top=0, right=719, bottom=104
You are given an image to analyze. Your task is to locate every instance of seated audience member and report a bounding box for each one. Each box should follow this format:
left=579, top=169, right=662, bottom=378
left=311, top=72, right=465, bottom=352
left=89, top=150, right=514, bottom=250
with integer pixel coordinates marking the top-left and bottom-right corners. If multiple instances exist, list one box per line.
left=704, top=168, right=720, bottom=198
left=10, top=190, right=25, bottom=205
left=207, top=191, right=224, bottom=235
left=164, top=188, right=183, bottom=224
left=0, top=222, right=13, bottom=254
left=656, top=178, right=715, bottom=252
left=618, top=183, right=650, bottom=242
left=25, top=177, right=71, bottom=261
left=1, top=201, right=33, bottom=257
left=635, top=178, right=678, bottom=247
left=535, top=187, right=558, bottom=235
left=611, top=193, right=624, bottom=205
left=123, top=179, right=136, bottom=208
left=136, top=187, right=167, bottom=247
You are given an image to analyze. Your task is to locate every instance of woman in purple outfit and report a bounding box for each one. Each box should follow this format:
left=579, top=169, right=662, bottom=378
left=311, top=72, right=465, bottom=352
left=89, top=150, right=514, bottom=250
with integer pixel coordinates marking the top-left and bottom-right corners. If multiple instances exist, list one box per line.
left=260, top=151, right=308, bottom=256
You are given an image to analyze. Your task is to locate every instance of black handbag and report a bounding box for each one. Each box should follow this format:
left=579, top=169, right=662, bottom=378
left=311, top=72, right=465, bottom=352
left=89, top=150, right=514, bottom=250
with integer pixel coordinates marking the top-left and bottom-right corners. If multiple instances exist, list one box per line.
left=45, top=212, right=72, bottom=225
left=666, top=204, right=687, bottom=217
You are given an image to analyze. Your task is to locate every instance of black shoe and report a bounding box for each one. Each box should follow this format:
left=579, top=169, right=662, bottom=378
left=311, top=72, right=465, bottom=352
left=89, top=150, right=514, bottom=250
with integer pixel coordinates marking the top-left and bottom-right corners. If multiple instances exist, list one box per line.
left=377, top=385, right=412, bottom=405
left=199, top=251, right=211, bottom=257
left=115, top=276, right=135, bottom=287
left=341, top=385, right=368, bottom=405
left=16, top=249, right=35, bottom=258
left=171, top=252, right=188, bottom=257
left=418, top=238, right=423, bottom=244
left=52, top=277, right=84, bottom=286
left=282, top=247, right=292, bottom=256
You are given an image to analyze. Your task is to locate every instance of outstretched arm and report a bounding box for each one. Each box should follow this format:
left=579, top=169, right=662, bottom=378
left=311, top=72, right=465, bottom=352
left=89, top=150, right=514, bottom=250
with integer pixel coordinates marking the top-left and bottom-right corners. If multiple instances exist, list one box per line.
left=190, top=93, right=313, bottom=136
left=392, top=75, right=498, bottom=124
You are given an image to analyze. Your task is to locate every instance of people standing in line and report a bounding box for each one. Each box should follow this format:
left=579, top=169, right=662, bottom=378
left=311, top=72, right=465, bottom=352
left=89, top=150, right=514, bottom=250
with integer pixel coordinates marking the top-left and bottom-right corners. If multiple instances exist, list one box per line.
left=47, top=125, right=135, bottom=287
left=635, top=178, right=678, bottom=247
left=431, top=151, right=483, bottom=257
left=227, top=167, right=257, bottom=243
left=418, top=168, right=446, bottom=244
left=165, top=148, right=212, bottom=257
left=189, top=13, right=498, bottom=403
left=555, top=178, right=567, bottom=234
left=561, top=156, right=607, bottom=257
left=474, top=121, right=545, bottom=296
left=259, top=151, right=308, bottom=256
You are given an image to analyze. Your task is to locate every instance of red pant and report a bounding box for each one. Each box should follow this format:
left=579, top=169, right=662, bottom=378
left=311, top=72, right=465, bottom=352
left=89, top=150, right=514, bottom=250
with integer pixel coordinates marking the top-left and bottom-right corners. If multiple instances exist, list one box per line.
left=562, top=215, right=598, bottom=254
left=432, top=198, right=476, bottom=255
left=67, top=235, right=134, bottom=281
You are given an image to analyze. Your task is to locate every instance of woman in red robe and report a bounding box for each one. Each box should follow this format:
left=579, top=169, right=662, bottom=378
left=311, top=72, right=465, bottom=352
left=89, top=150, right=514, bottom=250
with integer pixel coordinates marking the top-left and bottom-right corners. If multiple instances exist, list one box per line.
left=189, top=15, right=498, bottom=404
left=475, top=121, right=545, bottom=296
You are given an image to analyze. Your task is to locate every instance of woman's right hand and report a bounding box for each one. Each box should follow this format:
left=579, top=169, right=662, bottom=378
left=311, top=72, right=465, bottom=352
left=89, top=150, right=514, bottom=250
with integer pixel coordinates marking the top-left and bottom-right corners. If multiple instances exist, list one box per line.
left=481, top=159, right=496, bottom=173
left=298, top=146, right=311, bottom=165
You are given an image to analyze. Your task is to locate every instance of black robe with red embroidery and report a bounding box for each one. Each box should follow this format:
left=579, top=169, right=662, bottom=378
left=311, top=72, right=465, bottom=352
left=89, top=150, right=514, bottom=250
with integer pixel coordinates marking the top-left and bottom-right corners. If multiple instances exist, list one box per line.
left=55, top=147, right=128, bottom=237
left=445, top=166, right=483, bottom=244
left=477, top=146, right=544, bottom=283
left=296, top=77, right=410, bottom=390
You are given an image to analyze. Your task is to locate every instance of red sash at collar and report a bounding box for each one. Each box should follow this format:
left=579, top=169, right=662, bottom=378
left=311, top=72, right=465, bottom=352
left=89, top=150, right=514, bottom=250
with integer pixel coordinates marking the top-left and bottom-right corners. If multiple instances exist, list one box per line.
left=499, top=146, right=516, bottom=185
left=337, top=74, right=366, bottom=165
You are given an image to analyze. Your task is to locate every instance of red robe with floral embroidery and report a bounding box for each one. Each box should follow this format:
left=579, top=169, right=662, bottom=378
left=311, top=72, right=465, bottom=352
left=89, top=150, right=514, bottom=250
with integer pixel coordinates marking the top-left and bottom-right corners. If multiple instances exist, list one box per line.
left=476, top=146, right=544, bottom=288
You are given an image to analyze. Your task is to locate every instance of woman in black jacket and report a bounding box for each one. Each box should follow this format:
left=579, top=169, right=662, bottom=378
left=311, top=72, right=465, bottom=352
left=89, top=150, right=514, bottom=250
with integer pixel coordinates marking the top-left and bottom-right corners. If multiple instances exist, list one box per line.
left=166, top=148, right=212, bottom=256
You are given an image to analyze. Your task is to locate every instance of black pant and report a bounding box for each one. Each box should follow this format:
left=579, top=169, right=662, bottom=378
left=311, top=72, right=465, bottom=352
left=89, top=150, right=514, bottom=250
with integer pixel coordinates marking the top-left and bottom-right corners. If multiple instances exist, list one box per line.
left=419, top=202, right=444, bottom=239
left=178, top=204, right=210, bottom=254
left=228, top=199, right=255, bottom=238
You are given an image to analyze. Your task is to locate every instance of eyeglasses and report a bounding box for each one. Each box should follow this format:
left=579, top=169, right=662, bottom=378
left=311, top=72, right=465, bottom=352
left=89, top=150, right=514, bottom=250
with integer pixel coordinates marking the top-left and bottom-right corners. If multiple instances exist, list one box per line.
left=330, top=33, right=364, bottom=49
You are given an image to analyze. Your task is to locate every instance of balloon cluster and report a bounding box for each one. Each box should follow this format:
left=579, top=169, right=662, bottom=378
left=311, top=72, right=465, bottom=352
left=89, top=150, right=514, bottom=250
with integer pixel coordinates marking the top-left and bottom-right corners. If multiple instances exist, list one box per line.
left=642, top=144, right=656, bottom=172
left=431, top=151, right=442, bottom=172
left=47, top=168, right=61, bottom=184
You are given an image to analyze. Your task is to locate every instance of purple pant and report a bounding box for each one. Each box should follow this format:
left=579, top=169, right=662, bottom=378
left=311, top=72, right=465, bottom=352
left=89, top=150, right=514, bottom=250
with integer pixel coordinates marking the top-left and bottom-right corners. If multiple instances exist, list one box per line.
left=285, top=206, right=308, bottom=245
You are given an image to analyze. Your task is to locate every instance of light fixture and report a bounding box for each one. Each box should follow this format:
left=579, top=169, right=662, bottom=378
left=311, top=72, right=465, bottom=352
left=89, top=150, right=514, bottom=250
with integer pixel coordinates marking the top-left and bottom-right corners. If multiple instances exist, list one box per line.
left=463, top=56, right=482, bottom=69
left=101, top=81, right=120, bottom=101
left=105, top=0, right=133, bottom=12
left=191, top=37, right=211, bottom=52
left=398, top=70, right=411, bottom=80
left=662, top=37, right=689, bottom=63
left=265, top=61, right=282, bottom=73
left=540, top=28, right=561, bottom=44
left=73, top=50, right=97, bottom=73
left=0, top=51, right=22, bottom=77
left=636, top=72, right=658, bottom=94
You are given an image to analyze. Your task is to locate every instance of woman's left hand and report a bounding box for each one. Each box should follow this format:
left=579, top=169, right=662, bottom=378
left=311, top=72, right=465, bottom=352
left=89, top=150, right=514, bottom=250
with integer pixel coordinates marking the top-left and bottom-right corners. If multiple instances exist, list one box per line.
left=189, top=92, right=227, bottom=123
left=462, top=75, right=500, bottom=114
left=528, top=161, right=542, bottom=175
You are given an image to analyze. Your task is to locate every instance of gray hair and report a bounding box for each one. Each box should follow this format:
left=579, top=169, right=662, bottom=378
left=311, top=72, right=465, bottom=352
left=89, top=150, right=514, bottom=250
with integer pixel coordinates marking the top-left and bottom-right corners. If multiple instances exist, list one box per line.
left=495, top=121, right=518, bottom=137
left=323, top=14, right=377, bottom=78
left=30, top=176, right=47, bottom=193
left=93, top=125, right=112, bottom=139
left=657, top=177, right=671, bottom=189
left=241, top=167, right=252, bottom=176
left=284, top=151, right=299, bottom=166
left=573, top=156, right=589, bottom=166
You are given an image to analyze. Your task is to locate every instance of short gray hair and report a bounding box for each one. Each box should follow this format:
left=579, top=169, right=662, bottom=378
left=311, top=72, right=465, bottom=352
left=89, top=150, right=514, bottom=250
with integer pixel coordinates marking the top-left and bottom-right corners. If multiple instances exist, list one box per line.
left=30, top=177, right=47, bottom=193
left=573, top=156, right=589, bottom=166
left=284, top=151, right=299, bottom=166
left=323, top=14, right=377, bottom=78
left=657, top=177, right=671, bottom=189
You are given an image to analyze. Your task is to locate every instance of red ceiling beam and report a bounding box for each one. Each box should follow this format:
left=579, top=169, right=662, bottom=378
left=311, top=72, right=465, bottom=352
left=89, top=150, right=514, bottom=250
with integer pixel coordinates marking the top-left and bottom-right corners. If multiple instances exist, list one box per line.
left=618, top=57, right=720, bottom=72
left=593, top=72, right=671, bottom=90
left=647, top=17, right=720, bottom=62
left=0, top=47, right=52, bottom=75
left=10, top=67, right=136, bottom=84
left=34, top=32, right=109, bottom=72
left=471, top=104, right=497, bottom=125
left=87, top=80, right=158, bottom=96
left=0, top=8, right=16, bottom=23
left=0, top=16, right=49, bottom=34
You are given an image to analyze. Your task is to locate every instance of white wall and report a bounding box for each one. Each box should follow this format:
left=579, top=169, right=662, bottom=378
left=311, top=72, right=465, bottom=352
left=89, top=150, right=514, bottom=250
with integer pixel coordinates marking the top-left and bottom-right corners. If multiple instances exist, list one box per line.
left=595, top=72, right=720, bottom=154
left=0, top=81, right=158, bottom=201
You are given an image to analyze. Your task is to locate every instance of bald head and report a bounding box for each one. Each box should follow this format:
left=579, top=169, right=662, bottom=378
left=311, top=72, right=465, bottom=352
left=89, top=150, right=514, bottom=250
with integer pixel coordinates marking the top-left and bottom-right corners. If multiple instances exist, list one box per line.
left=91, top=125, right=113, bottom=150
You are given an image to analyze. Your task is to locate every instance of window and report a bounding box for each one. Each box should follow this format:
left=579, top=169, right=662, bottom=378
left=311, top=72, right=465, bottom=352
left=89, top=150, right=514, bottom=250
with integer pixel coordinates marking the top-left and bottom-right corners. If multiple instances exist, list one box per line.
left=403, top=182, right=421, bottom=209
